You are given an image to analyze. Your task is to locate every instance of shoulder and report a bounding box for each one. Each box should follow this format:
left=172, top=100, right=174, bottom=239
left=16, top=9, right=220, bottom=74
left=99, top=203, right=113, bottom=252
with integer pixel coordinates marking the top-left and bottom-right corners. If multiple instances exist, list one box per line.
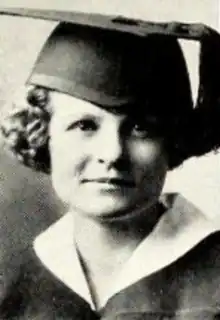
left=184, top=230, right=220, bottom=262
left=159, top=230, right=220, bottom=312
left=160, top=193, right=220, bottom=294
left=173, top=230, right=220, bottom=304
left=184, top=230, right=220, bottom=269
left=0, top=247, right=88, bottom=319
left=0, top=247, right=48, bottom=318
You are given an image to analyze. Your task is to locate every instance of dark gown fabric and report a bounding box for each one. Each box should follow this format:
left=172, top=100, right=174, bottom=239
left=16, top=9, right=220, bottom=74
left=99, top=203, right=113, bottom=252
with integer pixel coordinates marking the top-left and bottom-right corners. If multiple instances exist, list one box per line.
left=1, top=231, right=220, bottom=319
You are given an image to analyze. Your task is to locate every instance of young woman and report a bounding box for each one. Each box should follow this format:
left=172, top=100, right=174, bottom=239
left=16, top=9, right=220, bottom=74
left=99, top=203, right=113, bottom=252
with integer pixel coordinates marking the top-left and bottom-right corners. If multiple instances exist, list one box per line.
left=1, top=9, right=220, bottom=319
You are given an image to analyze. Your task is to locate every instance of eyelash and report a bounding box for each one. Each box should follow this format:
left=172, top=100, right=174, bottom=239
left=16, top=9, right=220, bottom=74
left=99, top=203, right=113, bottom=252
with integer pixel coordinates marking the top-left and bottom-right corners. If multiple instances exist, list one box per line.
left=66, top=119, right=158, bottom=138
left=128, top=119, right=160, bottom=139
left=131, top=123, right=150, bottom=138
left=66, top=119, right=98, bottom=132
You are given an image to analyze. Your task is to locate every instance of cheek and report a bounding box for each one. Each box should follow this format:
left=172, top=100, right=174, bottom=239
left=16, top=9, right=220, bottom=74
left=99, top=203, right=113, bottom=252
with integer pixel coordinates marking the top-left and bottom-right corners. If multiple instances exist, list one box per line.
left=49, top=133, right=88, bottom=179
left=50, top=139, right=88, bottom=204
left=128, top=140, right=168, bottom=181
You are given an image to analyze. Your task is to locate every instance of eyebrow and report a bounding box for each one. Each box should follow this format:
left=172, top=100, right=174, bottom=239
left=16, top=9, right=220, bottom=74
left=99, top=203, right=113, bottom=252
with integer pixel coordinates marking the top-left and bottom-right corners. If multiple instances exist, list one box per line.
left=98, top=104, right=135, bottom=116
left=98, top=103, right=162, bottom=121
left=63, top=112, right=102, bottom=126
left=56, top=110, right=102, bottom=120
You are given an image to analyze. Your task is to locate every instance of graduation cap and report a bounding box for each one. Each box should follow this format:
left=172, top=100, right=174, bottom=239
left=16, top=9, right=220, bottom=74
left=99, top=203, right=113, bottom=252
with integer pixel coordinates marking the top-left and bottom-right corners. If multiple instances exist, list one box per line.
left=0, top=7, right=220, bottom=116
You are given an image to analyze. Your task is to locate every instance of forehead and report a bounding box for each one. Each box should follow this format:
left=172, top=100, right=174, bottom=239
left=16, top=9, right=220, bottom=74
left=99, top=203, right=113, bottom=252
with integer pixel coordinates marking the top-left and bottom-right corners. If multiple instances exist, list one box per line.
left=50, top=91, right=153, bottom=121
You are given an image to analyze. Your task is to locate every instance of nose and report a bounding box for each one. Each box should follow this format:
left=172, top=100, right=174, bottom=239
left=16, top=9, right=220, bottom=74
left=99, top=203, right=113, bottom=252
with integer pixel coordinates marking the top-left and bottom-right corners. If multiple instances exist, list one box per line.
left=95, top=128, right=124, bottom=166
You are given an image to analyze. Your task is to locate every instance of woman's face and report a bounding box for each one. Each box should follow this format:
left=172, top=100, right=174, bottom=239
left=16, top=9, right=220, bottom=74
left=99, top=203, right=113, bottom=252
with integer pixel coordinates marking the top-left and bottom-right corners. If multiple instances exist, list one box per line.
left=49, top=92, right=168, bottom=220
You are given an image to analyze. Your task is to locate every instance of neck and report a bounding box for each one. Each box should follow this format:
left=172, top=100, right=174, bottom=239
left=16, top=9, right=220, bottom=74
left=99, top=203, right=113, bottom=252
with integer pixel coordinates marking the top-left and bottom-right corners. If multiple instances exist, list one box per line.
left=72, top=203, right=164, bottom=274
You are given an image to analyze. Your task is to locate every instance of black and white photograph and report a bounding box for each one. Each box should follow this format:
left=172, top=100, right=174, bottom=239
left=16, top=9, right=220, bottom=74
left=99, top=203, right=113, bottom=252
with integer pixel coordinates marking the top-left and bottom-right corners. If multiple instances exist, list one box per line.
left=0, top=1, right=219, bottom=319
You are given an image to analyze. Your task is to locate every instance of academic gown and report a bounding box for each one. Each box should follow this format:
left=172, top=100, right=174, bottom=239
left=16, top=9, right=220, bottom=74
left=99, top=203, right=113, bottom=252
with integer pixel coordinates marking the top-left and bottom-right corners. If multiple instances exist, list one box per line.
left=1, top=193, right=220, bottom=320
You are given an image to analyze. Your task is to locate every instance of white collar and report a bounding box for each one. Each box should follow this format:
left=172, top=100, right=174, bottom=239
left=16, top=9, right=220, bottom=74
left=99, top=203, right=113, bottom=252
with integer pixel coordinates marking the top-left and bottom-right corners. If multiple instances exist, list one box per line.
left=34, top=193, right=218, bottom=310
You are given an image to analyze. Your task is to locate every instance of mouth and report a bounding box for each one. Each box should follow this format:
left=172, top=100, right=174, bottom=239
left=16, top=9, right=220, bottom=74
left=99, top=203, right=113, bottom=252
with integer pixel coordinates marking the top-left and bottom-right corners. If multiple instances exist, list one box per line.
left=82, top=178, right=135, bottom=188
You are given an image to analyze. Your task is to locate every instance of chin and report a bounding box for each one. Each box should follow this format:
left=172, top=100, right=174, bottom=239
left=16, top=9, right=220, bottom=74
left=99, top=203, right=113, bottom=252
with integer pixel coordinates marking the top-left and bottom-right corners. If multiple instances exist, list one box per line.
left=72, top=195, right=134, bottom=219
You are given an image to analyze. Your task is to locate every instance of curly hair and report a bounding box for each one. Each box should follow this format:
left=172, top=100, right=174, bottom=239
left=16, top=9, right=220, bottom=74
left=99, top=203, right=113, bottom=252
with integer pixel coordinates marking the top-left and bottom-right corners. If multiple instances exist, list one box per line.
left=1, top=87, right=51, bottom=173
left=1, top=85, right=220, bottom=174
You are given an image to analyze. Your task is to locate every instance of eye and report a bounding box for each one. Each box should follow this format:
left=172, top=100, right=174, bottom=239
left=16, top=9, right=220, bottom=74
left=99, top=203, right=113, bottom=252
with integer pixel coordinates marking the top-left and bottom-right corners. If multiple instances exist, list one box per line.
left=66, top=119, right=98, bottom=132
left=129, top=116, right=161, bottom=139
left=77, top=119, right=98, bottom=132
left=131, top=122, right=150, bottom=138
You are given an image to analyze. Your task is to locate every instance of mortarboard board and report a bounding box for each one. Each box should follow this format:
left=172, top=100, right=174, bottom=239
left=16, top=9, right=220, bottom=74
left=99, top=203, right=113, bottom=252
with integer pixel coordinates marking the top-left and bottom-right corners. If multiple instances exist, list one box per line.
left=0, top=7, right=220, bottom=116
left=0, top=7, right=215, bottom=40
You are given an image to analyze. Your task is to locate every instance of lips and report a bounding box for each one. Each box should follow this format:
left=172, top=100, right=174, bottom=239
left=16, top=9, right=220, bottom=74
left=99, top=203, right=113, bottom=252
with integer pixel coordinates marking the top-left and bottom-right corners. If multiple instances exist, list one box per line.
left=82, top=178, right=135, bottom=188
